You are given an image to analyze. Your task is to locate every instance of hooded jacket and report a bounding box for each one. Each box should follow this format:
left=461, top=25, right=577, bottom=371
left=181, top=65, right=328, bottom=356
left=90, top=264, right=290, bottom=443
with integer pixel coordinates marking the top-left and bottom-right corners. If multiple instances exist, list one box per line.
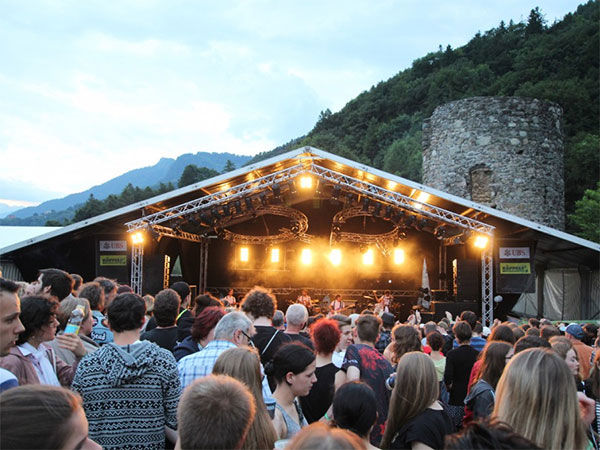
left=173, top=335, right=201, bottom=362
left=72, top=340, right=180, bottom=450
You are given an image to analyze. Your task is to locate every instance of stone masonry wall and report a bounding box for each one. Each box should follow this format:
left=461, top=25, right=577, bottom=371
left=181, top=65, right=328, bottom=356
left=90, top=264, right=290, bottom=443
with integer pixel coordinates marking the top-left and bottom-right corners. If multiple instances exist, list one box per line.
left=422, top=96, right=565, bottom=230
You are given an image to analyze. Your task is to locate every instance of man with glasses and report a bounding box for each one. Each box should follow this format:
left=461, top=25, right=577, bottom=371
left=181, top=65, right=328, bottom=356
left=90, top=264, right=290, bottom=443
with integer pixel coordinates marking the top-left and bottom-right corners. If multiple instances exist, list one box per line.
left=178, top=311, right=255, bottom=389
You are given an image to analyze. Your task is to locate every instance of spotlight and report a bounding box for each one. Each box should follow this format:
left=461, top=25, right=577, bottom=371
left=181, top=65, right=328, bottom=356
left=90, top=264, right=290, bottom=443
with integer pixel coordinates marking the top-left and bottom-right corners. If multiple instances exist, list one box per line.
left=329, top=249, right=342, bottom=266
left=434, top=226, right=447, bottom=239
left=473, top=235, right=489, bottom=249
left=200, top=212, right=212, bottom=225
left=272, top=183, right=281, bottom=198
left=244, top=197, right=254, bottom=211
left=299, top=176, right=312, bottom=189
left=373, top=203, right=382, bottom=217
left=222, top=204, right=230, bottom=217
left=345, top=193, right=354, bottom=205
left=259, top=192, right=268, bottom=206
left=384, top=205, right=393, bottom=219
left=211, top=208, right=220, bottom=219
left=271, top=248, right=280, bottom=263
left=287, top=180, right=297, bottom=195
left=362, top=248, right=374, bottom=265
left=233, top=200, right=242, bottom=214
left=362, top=198, right=370, bottom=212
left=240, top=247, right=249, bottom=262
left=417, top=219, right=429, bottom=230
left=131, top=232, right=144, bottom=244
left=393, top=248, right=405, bottom=265
left=332, top=185, right=341, bottom=201
left=405, top=215, right=416, bottom=227
left=300, top=248, right=312, bottom=265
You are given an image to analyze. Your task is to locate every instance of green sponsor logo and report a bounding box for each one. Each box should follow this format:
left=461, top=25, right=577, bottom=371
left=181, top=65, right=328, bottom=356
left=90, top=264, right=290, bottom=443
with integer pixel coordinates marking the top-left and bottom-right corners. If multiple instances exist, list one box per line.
left=100, top=255, right=127, bottom=266
left=500, top=262, right=531, bottom=274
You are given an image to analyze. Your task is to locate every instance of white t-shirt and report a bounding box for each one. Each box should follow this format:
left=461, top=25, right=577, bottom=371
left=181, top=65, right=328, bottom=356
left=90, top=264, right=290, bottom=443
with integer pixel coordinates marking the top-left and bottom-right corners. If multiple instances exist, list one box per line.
left=18, top=342, right=60, bottom=386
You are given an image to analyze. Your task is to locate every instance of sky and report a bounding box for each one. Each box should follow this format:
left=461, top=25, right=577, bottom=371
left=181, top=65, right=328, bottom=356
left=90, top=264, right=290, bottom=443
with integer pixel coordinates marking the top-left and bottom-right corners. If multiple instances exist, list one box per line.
left=0, top=0, right=584, bottom=206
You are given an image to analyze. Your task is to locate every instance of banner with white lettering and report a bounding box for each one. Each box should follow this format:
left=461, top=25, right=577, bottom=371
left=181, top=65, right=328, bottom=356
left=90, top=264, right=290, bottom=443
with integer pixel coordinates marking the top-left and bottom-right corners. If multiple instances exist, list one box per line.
left=496, top=240, right=535, bottom=294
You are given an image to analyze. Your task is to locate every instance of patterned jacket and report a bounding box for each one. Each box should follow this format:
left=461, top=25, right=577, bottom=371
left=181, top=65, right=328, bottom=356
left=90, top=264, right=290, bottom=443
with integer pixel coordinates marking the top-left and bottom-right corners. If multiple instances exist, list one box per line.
left=72, top=340, right=181, bottom=450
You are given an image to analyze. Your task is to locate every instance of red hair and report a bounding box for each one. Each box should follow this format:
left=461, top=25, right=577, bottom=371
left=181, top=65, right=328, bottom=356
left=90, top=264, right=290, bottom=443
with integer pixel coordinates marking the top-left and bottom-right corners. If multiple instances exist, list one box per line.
left=191, top=306, right=225, bottom=341
left=310, top=319, right=341, bottom=354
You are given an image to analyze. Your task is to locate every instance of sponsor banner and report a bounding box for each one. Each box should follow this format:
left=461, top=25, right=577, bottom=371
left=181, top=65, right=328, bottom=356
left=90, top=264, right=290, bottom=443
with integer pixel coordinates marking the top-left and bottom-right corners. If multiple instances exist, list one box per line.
left=499, top=247, right=530, bottom=259
left=99, top=240, right=127, bottom=252
left=100, top=255, right=127, bottom=266
left=500, top=262, right=531, bottom=275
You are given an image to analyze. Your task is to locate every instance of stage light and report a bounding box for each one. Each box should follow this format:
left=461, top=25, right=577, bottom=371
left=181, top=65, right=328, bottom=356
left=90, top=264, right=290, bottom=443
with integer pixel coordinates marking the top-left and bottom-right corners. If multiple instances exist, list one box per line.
left=272, top=183, right=281, bottom=198
left=329, top=249, right=342, bottom=266
left=300, top=248, right=312, bottom=265
left=287, top=180, right=297, bottom=195
left=299, top=176, right=313, bottom=189
left=393, top=248, right=405, bottom=264
left=131, top=232, right=144, bottom=244
left=473, top=235, right=489, bottom=249
left=332, top=185, right=341, bottom=201
left=362, top=248, right=374, bottom=265
left=222, top=204, right=230, bottom=216
left=413, top=191, right=430, bottom=210
left=362, top=198, right=370, bottom=212
left=373, top=203, right=382, bottom=217
left=384, top=205, right=393, bottom=219
left=244, top=197, right=254, bottom=211
left=240, top=247, right=249, bottom=262
left=259, top=192, right=268, bottom=206
left=271, top=248, right=280, bottom=263
left=211, top=208, right=220, bottom=219
left=233, top=200, right=242, bottom=214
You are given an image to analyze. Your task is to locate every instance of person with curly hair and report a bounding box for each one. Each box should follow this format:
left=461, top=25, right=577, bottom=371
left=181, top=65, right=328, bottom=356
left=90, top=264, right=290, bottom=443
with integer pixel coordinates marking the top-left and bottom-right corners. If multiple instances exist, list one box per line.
left=241, top=286, right=291, bottom=367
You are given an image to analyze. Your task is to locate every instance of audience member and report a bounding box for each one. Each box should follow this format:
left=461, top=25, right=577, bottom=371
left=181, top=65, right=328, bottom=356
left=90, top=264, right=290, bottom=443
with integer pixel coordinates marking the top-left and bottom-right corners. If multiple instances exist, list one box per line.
left=30, top=268, right=74, bottom=302
left=286, top=422, right=365, bottom=450
left=173, top=306, right=224, bottom=361
left=241, top=286, right=291, bottom=367
left=375, top=312, right=394, bottom=354
left=212, top=346, right=278, bottom=450
left=92, top=277, right=118, bottom=310
left=178, top=311, right=254, bottom=389
left=272, top=309, right=285, bottom=330
left=141, top=288, right=181, bottom=352
left=332, top=381, right=378, bottom=450
left=493, top=348, right=591, bottom=449
left=381, top=352, right=454, bottom=449
left=444, top=320, right=478, bottom=428
left=176, top=374, right=255, bottom=450
left=265, top=342, right=316, bottom=440
left=513, top=334, right=551, bottom=354
left=80, top=281, right=113, bottom=345
left=464, top=342, right=513, bottom=423
left=0, top=296, right=83, bottom=386
left=540, top=324, right=561, bottom=341
left=0, top=278, right=25, bottom=391
left=444, top=418, right=539, bottom=449
left=550, top=335, right=582, bottom=389
left=192, top=293, right=223, bottom=316
left=427, top=331, right=448, bottom=402
left=70, top=273, right=83, bottom=293
left=342, top=314, right=393, bottom=446
left=331, top=314, right=353, bottom=368
left=300, top=318, right=340, bottom=423
left=385, top=323, right=421, bottom=365
left=565, top=323, right=594, bottom=379
left=48, top=297, right=98, bottom=365
left=141, top=294, right=155, bottom=331
left=0, top=385, right=101, bottom=450
left=285, top=303, right=314, bottom=349
left=73, top=292, right=180, bottom=449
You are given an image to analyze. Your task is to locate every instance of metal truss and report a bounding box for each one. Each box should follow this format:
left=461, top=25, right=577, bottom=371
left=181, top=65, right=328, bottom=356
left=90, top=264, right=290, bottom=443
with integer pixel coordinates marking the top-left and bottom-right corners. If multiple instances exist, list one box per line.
left=152, top=224, right=205, bottom=243
left=481, top=244, right=494, bottom=327
left=126, top=163, right=308, bottom=231
left=331, top=206, right=402, bottom=249
left=131, top=243, right=143, bottom=294
left=199, top=239, right=209, bottom=294
left=306, top=164, right=494, bottom=235
left=221, top=205, right=310, bottom=244
left=163, top=255, right=170, bottom=290
left=208, top=286, right=419, bottom=298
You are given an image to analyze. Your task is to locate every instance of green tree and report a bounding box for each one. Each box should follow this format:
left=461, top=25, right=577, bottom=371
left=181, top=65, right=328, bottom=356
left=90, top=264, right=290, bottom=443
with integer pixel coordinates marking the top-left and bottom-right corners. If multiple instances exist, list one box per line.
left=525, top=7, right=546, bottom=35
left=382, top=132, right=423, bottom=182
left=178, top=164, right=219, bottom=188
left=568, top=182, right=600, bottom=242
left=222, top=159, right=236, bottom=174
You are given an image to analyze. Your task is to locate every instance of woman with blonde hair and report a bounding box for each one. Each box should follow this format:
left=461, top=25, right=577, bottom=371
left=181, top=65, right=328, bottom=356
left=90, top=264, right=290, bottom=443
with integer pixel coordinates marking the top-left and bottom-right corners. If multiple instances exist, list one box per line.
left=492, top=348, right=590, bottom=450
left=212, top=346, right=278, bottom=450
left=550, top=335, right=582, bottom=388
left=380, top=352, right=454, bottom=449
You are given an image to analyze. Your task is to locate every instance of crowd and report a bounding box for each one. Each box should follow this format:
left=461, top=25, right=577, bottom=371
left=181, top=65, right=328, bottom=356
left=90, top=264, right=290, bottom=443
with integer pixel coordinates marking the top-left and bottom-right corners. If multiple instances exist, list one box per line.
left=0, top=268, right=599, bottom=449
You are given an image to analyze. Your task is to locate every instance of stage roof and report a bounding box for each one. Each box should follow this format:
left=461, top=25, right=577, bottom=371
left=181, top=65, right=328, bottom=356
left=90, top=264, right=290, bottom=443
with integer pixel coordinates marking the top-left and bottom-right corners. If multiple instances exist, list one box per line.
left=1, top=146, right=598, bottom=269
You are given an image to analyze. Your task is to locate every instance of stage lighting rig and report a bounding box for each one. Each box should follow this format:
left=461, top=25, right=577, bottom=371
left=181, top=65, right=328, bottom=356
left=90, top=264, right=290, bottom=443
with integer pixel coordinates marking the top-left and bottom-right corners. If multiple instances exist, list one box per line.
left=373, top=203, right=382, bottom=217
left=361, top=197, right=370, bottom=212
left=233, top=200, right=242, bottom=215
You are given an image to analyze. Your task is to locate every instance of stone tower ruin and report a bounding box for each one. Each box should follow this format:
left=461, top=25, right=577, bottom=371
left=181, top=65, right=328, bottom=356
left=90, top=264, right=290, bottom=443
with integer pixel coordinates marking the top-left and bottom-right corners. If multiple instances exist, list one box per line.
left=422, top=96, right=565, bottom=230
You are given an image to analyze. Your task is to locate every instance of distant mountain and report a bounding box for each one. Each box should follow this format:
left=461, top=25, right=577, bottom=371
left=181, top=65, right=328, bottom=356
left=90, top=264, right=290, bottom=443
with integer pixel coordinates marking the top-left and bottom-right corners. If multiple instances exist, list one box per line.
left=3, top=152, right=251, bottom=221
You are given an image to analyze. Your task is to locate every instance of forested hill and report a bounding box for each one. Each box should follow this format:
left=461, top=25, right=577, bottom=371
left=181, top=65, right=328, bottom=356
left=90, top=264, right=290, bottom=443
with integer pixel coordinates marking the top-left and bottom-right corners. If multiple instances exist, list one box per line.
left=248, top=2, right=599, bottom=235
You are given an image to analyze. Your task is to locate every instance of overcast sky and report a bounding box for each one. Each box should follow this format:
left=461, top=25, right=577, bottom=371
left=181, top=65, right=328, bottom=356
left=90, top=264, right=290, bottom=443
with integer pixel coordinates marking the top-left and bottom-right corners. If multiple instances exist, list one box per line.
left=0, top=0, right=583, bottom=205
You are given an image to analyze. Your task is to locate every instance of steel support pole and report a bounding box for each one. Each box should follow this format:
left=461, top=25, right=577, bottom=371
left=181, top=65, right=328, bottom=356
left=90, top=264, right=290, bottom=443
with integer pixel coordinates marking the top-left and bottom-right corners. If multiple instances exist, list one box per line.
left=481, top=241, right=494, bottom=327
left=131, top=243, right=144, bottom=295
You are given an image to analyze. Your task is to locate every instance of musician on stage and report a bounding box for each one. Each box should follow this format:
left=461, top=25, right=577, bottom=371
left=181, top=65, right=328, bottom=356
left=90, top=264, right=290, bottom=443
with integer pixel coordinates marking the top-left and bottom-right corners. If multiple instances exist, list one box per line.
left=329, top=294, right=345, bottom=315
left=297, top=289, right=312, bottom=310
left=221, top=288, right=237, bottom=307
left=373, top=289, right=392, bottom=314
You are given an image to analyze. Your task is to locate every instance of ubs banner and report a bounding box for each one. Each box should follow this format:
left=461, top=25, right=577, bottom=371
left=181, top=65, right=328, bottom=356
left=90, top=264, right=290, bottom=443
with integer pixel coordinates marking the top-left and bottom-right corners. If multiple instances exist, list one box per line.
left=95, top=238, right=129, bottom=283
left=496, top=240, right=535, bottom=294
